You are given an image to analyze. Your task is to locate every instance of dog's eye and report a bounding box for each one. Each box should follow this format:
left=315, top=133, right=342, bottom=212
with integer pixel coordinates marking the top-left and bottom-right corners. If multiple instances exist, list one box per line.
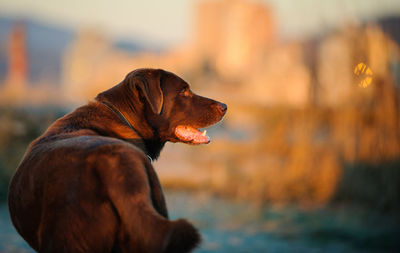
left=180, top=88, right=190, bottom=97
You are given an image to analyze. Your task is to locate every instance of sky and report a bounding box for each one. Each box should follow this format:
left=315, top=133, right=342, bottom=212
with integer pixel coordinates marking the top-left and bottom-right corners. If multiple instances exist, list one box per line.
left=0, top=0, right=399, bottom=47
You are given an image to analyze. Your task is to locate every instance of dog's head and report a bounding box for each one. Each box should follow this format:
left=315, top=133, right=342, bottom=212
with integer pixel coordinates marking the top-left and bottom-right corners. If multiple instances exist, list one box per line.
left=96, top=68, right=227, bottom=145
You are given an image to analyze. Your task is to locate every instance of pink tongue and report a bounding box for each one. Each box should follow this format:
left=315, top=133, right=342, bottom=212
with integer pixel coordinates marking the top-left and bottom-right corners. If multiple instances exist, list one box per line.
left=175, top=125, right=210, bottom=144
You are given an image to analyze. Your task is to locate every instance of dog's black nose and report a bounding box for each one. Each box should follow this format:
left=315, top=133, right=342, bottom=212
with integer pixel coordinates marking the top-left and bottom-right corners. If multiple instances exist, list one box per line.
left=218, top=103, right=227, bottom=115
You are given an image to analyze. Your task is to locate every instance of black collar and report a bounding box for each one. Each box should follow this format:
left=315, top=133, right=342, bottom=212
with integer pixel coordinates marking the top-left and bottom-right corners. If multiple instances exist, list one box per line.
left=100, top=101, right=152, bottom=164
left=101, top=101, right=136, bottom=133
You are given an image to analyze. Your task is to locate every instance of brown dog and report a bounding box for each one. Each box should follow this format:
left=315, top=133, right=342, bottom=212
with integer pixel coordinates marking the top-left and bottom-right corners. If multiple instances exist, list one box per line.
left=8, top=69, right=227, bottom=253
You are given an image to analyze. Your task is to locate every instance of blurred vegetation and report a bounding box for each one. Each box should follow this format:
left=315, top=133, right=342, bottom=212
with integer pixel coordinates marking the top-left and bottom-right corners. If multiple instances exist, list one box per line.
left=1, top=76, right=399, bottom=214
left=0, top=106, right=67, bottom=201
left=160, top=76, right=400, bottom=213
left=0, top=76, right=399, bottom=214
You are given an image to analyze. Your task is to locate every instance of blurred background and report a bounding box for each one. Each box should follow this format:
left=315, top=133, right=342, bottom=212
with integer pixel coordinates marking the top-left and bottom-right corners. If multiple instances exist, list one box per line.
left=0, top=0, right=400, bottom=252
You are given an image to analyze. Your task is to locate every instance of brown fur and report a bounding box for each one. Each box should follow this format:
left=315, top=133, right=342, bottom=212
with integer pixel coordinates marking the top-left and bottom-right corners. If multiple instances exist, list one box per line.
left=8, top=69, right=227, bottom=253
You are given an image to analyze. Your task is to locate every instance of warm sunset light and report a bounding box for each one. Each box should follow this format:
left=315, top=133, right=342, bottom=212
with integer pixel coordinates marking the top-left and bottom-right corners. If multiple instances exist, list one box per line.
left=354, top=62, right=373, bottom=88
left=0, top=0, right=399, bottom=252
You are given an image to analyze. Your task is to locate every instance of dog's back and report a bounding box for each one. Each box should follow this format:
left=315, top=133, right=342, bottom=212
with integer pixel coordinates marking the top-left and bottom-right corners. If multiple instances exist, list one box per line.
left=9, top=107, right=200, bottom=253
left=8, top=68, right=226, bottom=253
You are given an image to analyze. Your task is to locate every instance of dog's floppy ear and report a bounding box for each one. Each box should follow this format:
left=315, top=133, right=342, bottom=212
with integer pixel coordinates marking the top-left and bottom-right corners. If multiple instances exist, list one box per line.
left=130, top=70, right=164, bottom=115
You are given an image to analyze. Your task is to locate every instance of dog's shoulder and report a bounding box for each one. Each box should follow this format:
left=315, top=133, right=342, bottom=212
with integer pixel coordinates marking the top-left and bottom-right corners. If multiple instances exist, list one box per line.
left=79, top=136, right=150, bottom=165
left=56, top=135, right=148, bottom=163
left=25, top=134, right=149, bottom=175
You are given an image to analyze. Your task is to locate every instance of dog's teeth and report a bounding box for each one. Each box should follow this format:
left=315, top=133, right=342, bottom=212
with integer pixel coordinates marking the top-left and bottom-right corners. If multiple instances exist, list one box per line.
left=202, top=130, right=207, bottom=136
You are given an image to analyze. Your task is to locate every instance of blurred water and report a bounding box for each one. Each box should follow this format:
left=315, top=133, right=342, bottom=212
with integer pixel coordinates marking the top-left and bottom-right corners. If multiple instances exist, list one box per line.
left=1, top=191, right=399, bottom=252
left=166, top=191, right=400, bottom=253
left=0, top=204, right=33, bottom=253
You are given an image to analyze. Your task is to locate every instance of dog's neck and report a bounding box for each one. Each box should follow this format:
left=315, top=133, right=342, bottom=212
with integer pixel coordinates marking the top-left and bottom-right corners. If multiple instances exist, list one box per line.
left=125, top=137, right=165, bottom=161
left=93, top=83, right=166, bottom=161
left=97, top=101, right=165, bottom=161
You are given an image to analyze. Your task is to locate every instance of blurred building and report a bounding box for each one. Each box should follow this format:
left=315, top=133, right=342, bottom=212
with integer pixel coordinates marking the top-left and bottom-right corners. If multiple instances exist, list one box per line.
left=62, top=29, right=113, bottom=103
left=2, top=0, right=396, bottom=109
left=0, top=21, right=67, bottom=105
left=62, top=0, right=311, bottom=107
left=7, top=22, right=27, bottom=86
left=192, top=0, right=275, bottom=78
left=315, top=25, right=400, bottom=107
left=1, top=22, right=28, bottom=102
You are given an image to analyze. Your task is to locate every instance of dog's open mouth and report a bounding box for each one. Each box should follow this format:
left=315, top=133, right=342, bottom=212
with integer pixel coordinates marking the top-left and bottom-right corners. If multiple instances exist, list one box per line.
left=174, top=125, right=210, bottom=144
